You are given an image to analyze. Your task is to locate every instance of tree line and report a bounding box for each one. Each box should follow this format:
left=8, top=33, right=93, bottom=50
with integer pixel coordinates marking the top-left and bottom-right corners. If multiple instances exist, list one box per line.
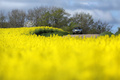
left=0, top=6, right=112, bottom=34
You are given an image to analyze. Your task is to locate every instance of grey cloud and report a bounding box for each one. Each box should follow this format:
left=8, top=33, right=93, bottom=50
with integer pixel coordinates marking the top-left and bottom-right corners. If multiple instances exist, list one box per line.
left=1, top=0, right=120, bottom=11
left=63, top=0, right=120, bottom=11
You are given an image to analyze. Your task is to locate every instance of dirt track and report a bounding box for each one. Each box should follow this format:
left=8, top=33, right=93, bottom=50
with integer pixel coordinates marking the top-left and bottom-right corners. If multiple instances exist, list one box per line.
left=65, top=34, right=100, bottom=38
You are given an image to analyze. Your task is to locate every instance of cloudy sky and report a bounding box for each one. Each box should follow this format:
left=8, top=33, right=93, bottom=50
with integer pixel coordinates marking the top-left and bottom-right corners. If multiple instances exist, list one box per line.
left=0, top=0, right=120, bottom=33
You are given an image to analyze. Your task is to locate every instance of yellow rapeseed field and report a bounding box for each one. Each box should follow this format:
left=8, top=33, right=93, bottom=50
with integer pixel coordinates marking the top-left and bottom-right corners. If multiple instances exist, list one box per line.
left=0, top=27, right=120, bottom=80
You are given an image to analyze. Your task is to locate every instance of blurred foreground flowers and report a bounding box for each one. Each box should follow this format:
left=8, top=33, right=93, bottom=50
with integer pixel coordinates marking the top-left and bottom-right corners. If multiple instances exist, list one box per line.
left=0, top=27, right=120, bottom=80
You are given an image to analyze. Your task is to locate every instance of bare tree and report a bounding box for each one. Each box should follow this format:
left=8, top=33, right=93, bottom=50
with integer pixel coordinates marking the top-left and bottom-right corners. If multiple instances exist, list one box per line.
left=71, top=12, right=94, bottom=33
left=70, top=12, right=113, bottom=34
left=0, top=11, right=6, bottom=28
left=8, top=9, right=26, bottom=27
left=1, top=6, right=113, bottom=33
left=27, top=7, right=70, bottom=27
left=49, top=7, right=70, bottom=28
left=27, top=7, right=48, bottom=26
left=94, top=20, right=112, bottom=33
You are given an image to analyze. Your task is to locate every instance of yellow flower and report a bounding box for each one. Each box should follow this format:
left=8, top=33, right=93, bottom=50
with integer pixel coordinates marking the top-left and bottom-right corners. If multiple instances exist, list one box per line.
left=0, top=26, right=120, bottom=80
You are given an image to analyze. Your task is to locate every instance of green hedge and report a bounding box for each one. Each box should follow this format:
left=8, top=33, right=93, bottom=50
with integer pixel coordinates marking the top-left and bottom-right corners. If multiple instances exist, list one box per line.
left=100, top=31, right=113, bottom=37
left=30, top=27, right=69, bottom=37
left=115, top=28, right=120, bottom=36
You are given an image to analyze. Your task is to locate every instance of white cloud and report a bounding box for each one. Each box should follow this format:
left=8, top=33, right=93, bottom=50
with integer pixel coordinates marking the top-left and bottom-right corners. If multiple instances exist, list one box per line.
left=80, top=2, right=89, bottom=6
left=0, top=1, right=27, bottom=9
left=66, top=9, right=113, bottom=23
left=91, top=10, right=113, bottom=22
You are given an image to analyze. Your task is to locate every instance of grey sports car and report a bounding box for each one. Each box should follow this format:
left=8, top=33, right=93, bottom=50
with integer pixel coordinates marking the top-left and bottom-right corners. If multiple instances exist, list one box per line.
left=72, top=27, right=82, bottom=34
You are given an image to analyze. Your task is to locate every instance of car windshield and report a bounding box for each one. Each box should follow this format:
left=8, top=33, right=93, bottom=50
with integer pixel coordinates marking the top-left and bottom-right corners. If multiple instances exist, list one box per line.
left=74, top=27, right=81, bottom=29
